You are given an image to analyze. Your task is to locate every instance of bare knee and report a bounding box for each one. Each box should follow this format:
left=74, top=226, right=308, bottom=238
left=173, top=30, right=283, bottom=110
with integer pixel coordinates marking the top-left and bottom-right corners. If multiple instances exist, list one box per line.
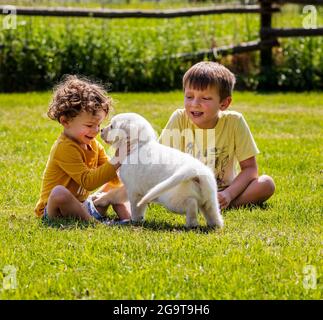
left=259, top=175, right=275, bottom=198
left=49, top=185, right=72, bottom=206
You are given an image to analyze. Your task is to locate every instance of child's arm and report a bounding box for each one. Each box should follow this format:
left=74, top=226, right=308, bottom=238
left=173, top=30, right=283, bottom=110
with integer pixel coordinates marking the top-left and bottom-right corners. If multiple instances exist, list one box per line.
left=91, top=139, right=131, bottom=197
left=218, top=156, right=258, bottom=209
left=55, top=143, right=121, bottom=191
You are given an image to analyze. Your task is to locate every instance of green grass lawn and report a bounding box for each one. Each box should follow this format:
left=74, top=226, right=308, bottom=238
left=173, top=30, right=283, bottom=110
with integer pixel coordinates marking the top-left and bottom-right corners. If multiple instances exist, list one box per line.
left=0, top=91, right=322, bottom=299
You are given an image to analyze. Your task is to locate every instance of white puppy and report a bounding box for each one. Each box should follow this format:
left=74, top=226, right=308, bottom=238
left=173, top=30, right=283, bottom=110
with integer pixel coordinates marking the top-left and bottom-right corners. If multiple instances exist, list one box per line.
left=96, top=113, right=223, bottom=229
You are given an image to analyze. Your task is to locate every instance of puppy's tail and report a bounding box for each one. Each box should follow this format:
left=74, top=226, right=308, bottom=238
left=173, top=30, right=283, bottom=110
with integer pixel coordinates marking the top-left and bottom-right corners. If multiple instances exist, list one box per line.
left=137, top=166, right=198, bottom=207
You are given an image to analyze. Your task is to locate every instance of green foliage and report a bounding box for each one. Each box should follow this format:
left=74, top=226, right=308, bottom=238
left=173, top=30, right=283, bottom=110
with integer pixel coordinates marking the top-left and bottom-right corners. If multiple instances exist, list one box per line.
left=0, top=91, right=322, bottom=299
left=0, top=13, right=259, bottom=92
left=0, top=4, right=322, bottom=92
left=270, top=38, right=323, bottom=91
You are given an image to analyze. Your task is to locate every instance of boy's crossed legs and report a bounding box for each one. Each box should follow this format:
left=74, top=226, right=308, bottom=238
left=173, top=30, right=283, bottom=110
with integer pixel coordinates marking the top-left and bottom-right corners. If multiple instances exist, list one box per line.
left=228, top=175, right=275, bottom=208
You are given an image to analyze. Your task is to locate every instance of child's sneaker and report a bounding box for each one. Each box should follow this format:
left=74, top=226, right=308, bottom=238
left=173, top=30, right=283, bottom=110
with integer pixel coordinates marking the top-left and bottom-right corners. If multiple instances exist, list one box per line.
left=103, top=219, right=131, bottom=226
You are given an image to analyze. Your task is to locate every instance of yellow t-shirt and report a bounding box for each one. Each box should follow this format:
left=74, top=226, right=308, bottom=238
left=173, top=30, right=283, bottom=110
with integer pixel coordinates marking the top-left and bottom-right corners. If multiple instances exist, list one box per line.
left=159, top=109, right=260, bottom=190
left=34, top=133, right=120, bottom=217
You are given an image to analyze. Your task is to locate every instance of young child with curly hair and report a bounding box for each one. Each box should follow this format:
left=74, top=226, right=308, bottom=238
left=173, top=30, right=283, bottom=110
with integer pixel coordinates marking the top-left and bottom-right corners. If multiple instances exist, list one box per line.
left=34, top=75, right=131, bottom=224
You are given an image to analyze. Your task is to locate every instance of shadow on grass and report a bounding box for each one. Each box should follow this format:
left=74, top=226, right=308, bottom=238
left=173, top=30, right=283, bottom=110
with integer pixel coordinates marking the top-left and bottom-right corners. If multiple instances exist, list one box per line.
left=40, top=217, right=219, bottom=234
left=130, top=220, right=222, bottom=234
left=224, top=201, right=272, bottom=213
left=41, top=217, right=94, bottom=230
left=39, top=203, right=271, bottom=232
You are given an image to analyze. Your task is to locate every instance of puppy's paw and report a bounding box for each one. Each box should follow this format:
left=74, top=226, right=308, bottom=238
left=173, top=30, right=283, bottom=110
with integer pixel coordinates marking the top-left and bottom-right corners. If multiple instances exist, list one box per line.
left=185, top=221, right=199, bottom=229
left=131, top=216, right=144, bottom=224
left=216, top=216, right=224, bottom=229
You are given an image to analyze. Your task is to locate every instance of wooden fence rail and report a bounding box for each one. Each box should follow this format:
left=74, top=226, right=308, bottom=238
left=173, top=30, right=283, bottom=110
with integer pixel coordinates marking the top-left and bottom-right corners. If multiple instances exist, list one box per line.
left=273, top=0, right=323, bottom=5
left=262, top=27, right=323, bottom=38
left=172, top=39, right=280, bottom=61
left=0, top=5, right=280, bottom=19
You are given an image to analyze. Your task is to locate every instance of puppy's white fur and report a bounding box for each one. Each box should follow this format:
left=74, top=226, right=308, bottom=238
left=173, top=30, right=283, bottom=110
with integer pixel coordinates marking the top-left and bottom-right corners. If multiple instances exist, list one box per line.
left=96, top=113, right=223, bottom=228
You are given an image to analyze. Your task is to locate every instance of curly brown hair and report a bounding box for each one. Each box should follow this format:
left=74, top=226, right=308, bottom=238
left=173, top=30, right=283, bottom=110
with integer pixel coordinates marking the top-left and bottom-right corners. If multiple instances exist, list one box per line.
left=47, top=75, right=113, bottom=122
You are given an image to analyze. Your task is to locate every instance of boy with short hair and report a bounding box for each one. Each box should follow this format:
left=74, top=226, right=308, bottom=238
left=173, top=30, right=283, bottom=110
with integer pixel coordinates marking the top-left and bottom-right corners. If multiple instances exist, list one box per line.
left=34, top=75, right=131, bottom=223
left=159, top=61, right=275, bottom=209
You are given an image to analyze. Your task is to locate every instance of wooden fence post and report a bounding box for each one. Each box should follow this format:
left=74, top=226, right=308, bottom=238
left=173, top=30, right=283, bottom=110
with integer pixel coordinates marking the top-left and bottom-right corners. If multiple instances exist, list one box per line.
left=260, top=0, right=274, bottom=87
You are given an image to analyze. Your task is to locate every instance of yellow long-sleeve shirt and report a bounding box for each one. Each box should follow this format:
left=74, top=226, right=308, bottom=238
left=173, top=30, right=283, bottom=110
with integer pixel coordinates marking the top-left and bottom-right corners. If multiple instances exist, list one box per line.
left=34, top=133, right=118, bottom=217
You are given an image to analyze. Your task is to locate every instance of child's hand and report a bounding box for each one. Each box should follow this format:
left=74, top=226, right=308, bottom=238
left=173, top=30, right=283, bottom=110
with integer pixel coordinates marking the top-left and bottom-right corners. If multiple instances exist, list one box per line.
left=218, top=190, right=232, bottom=210
left=91, top=192, right=107, bottom=206
left=88, top=192, right=103, bottom=202
left=111, top=139, right=132, bottom=169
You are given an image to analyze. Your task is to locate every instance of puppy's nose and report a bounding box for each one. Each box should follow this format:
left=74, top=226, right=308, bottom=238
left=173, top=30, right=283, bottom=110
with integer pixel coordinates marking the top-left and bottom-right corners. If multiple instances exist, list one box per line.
left=100, top=129, right=103, bottom=133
